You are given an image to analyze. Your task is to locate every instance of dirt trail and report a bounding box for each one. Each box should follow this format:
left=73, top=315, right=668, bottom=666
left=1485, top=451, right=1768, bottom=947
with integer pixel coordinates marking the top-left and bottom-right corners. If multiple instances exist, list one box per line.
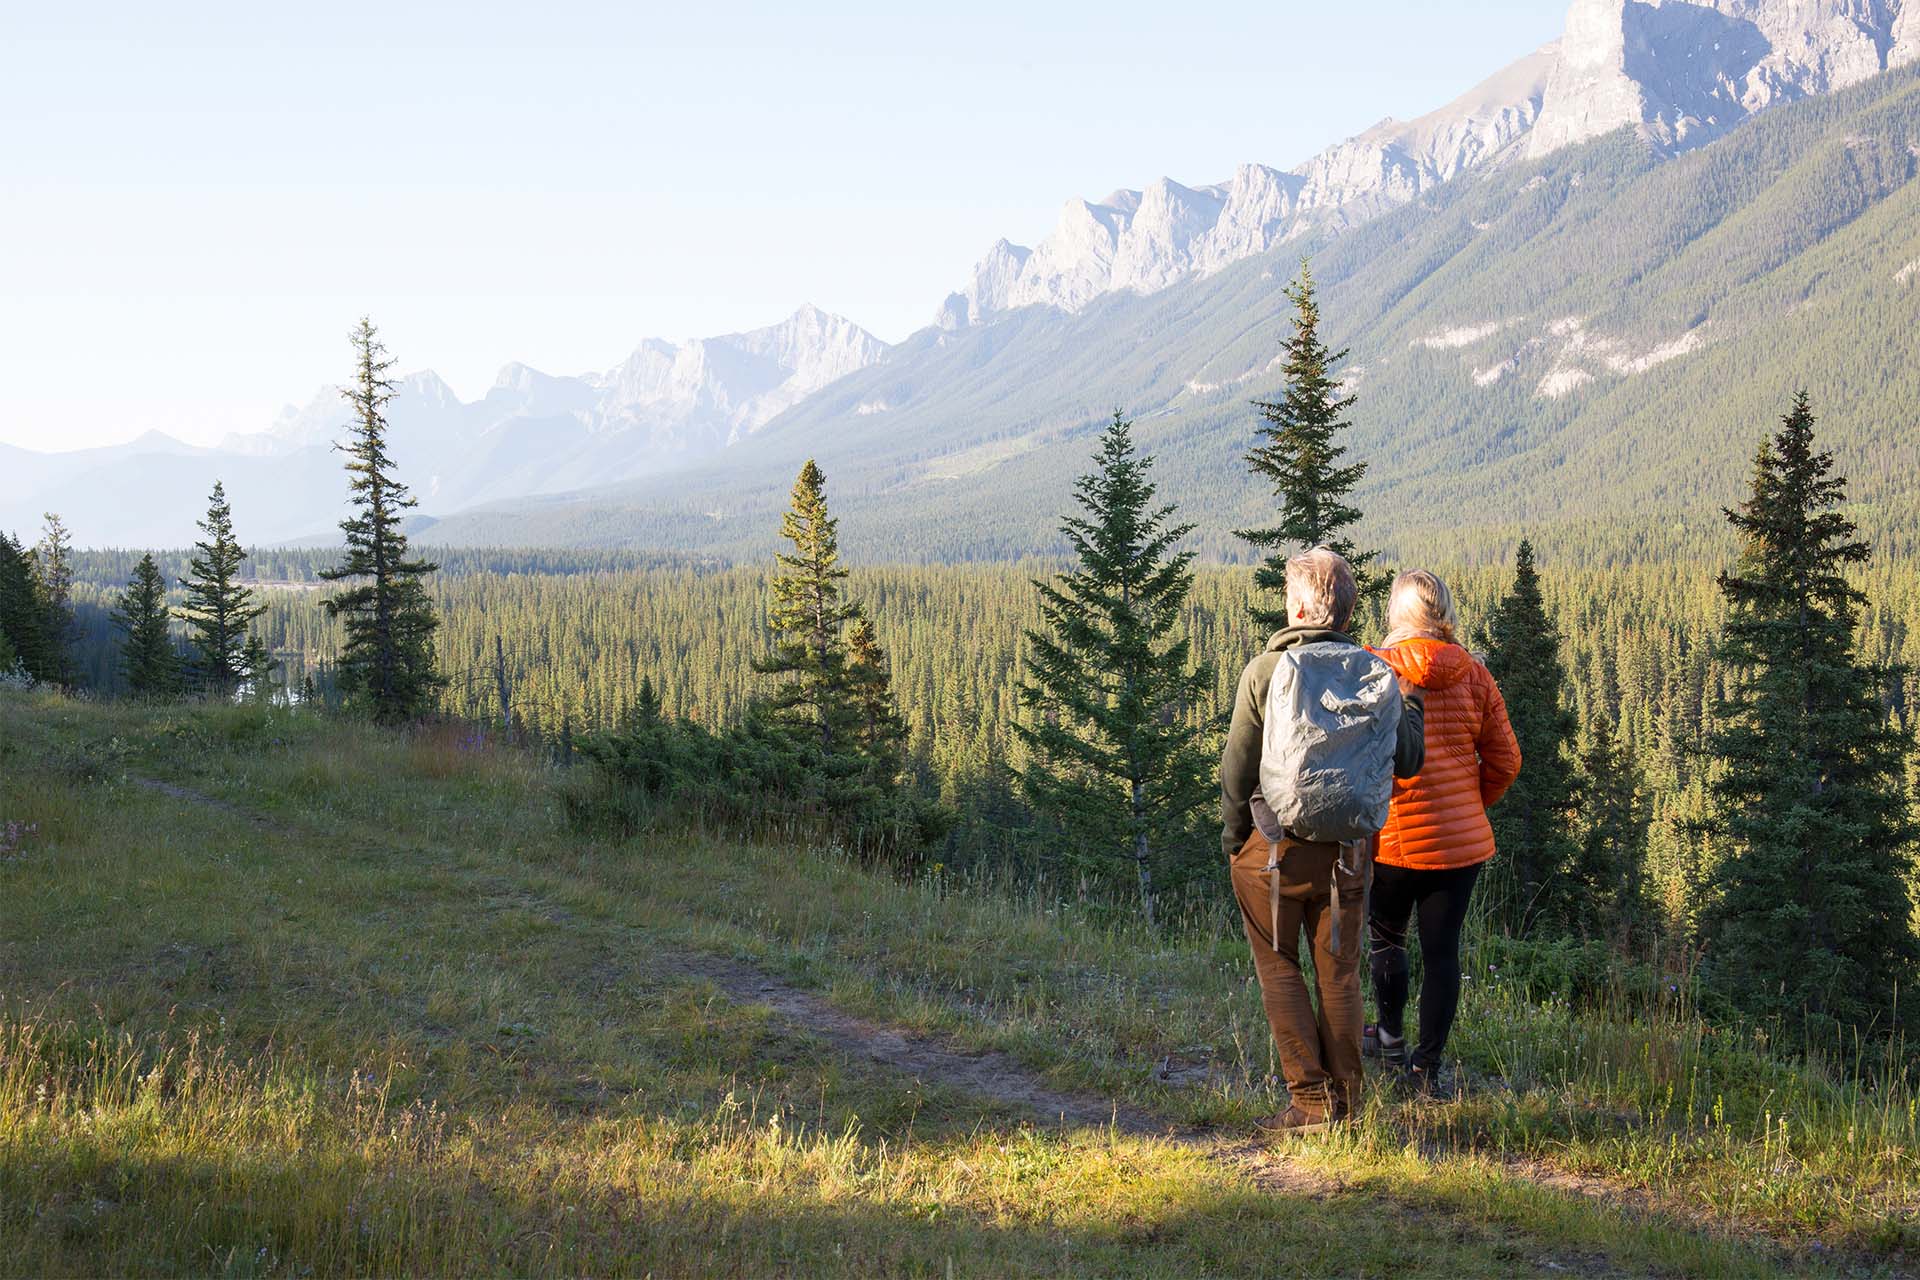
left=125, top=773, right=1783, bottom=1276
left=649, top=949, right=1345, bottom=1200
left=655, top=948, right=1170, bottom=1136
left=129, top=773, right=1357, bottom=1207
left=129, top=775, right=273, bottom=824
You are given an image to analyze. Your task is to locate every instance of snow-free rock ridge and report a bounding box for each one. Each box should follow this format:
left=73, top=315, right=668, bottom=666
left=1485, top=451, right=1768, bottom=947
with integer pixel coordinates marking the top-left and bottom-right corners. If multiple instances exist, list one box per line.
left=944, top=0, right=1920, bottom=328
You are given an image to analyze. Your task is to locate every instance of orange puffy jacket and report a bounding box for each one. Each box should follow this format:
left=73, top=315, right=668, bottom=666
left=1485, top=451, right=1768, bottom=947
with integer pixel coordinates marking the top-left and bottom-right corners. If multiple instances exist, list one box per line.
left=1371, top=638, right=1522, bottom=872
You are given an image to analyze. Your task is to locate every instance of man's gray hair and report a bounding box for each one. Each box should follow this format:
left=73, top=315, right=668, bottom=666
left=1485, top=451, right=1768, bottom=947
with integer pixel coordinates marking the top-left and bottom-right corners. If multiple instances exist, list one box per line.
left=1284, top=547, right=1358, bottom=630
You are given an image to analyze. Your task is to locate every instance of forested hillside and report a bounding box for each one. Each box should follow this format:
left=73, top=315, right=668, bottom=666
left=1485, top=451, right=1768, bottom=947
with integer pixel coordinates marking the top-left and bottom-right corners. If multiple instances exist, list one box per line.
left=421, top=64, right=1920, bottom=566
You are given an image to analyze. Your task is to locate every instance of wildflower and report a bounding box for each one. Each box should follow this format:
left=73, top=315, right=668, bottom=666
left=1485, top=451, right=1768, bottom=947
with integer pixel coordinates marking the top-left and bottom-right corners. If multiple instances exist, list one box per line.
left=0, top=820, right=39, bottom=860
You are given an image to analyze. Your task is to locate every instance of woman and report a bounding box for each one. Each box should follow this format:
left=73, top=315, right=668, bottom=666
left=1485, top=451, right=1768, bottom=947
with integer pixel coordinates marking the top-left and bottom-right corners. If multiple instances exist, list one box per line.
left=1364, top=569, right=1521, bottom=1093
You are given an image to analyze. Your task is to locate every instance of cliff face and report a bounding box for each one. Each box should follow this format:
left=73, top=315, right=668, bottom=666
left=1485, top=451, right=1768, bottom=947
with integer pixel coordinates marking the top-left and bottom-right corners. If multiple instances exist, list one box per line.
left=938, top=47, right=1554, bottom=327
left=945, top=0, right=1920, bottom=327
left=1528, top=0, right=1915, bottom=157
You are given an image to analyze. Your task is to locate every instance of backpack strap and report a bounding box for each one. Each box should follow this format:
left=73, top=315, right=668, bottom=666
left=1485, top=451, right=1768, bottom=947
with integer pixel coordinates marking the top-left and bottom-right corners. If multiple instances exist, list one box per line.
left=1329, top=843, right=1344, bottom=955
left=1264, top=838, right=1282, bottom=952
left=1269, top=837, right=1372, bottom=955
left=1328, top=839, right=1370, bottom=956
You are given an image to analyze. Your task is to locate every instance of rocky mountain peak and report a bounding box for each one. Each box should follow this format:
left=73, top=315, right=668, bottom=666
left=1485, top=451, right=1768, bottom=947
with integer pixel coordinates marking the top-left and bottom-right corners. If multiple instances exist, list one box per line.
left=939, top=37, right=1554, bottom=326
left=1527, top=0, right=1917, bottom=156
left=942, top=0, right=1917, bottom=327
left=401, top=369, right=458, bottom=406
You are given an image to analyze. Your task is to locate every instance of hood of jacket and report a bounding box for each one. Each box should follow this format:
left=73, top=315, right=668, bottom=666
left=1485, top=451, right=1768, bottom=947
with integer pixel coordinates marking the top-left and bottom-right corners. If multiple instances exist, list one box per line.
left=1377, top=637, right=1474, bottom=691
left=1266, top=624, right=1355, bottom=654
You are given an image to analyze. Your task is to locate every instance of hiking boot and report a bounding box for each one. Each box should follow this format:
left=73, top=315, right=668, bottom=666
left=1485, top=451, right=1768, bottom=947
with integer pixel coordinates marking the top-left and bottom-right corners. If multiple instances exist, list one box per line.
left=1255, top=1104, right=1343, bottom=1138
left=1399, top=1063, right=1455, bottom=1100
left=1362, top=1023, right=1409, bottom=1066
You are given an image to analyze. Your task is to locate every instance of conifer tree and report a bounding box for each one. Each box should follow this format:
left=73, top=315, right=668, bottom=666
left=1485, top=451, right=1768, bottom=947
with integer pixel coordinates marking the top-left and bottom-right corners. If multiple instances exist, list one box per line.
left=1573, top=713, right=1652, bottom=937
left=847, top=616, right=909, bottom=779
left=1703, top=392, right=1918, bottom=1038
left=1482, top=539, right=1582, bottom=933
left=29, top=512, right=76, bottom=684
left=241, top=632, right=276, bottom=705
left=320, top=318, right=443, bottom=723
left=1238, top=262, right=1381, bottom=631
left=180, top=481, right=266, bottom=694
left=635, top=674, right=663, bottom=724
left=1013, top=412, right=1215, bottom=925
left=0, top=532, right=53, bottom=682
left=112, top=552, right=182, bottom=697
left=753, top=459, right=861, bottom=753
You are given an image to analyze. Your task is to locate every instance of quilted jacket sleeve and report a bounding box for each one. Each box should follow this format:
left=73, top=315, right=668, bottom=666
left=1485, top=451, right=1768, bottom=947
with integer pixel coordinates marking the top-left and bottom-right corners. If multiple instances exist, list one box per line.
left=1475, top=667, right=1523, bottom=808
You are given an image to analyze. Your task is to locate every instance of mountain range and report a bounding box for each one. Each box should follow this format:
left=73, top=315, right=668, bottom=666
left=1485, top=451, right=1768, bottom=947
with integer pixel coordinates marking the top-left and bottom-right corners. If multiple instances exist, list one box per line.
left=1, top=306, right=885, bottom=547
left=8, top=0, right=1920, bottom=558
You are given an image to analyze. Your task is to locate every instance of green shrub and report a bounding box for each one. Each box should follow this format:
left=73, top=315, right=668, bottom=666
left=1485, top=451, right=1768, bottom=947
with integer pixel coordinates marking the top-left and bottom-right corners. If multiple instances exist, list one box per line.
left=566, top=710, right=947, bottom=862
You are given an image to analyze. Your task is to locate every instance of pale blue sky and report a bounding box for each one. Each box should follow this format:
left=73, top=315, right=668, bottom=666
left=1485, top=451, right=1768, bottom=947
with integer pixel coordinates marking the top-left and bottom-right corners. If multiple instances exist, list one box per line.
left=1, top=1, right=1566, bottom=451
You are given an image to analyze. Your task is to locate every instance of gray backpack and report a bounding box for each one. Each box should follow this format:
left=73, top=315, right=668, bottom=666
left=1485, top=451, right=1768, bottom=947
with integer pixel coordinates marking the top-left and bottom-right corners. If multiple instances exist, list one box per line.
left=1259, top=641, right=1403, bottom=843
left=1256, top=641, right=1403, bottom=949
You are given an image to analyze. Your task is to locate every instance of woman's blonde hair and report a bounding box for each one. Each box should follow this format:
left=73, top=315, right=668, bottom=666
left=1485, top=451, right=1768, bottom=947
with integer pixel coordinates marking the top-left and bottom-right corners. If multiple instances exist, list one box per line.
left=1382, top=569, right=1459, bottom=648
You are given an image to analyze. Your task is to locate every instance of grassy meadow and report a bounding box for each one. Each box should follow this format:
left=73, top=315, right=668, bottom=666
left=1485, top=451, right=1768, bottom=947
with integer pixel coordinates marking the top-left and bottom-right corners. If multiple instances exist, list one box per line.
left=1, top=689, right=1914, bottom=1276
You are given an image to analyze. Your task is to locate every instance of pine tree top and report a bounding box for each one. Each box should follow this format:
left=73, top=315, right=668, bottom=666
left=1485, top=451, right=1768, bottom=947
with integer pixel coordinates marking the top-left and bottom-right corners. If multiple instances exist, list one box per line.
left=322, top=319, right=438, bottom=587
left=1238, top=261, right=1380, bottom=628
left=768, top=458, right=855, bottom=642
left=1718, top=390, right=1870, bottom=653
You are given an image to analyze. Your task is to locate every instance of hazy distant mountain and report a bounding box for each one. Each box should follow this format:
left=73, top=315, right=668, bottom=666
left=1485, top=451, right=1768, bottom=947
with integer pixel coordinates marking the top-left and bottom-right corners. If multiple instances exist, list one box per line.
left=1, top=306, right=885, bottom=546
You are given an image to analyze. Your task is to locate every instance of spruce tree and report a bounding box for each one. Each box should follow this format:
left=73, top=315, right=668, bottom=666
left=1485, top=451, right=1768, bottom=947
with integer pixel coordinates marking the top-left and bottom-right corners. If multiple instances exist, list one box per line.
left=241, top=632, right=276, bottom=705
left=1238, top=262, right=1381, bottom=631
left=753, top=459, right=861, bottom=754
left=846, top=616, right=909, bottom=780
left=320, top=318, right=443, bottom=723
left=0, top=533, right=53, bottom=682
left=635, top=674, right=663, bottom=724
left=29, top=513, right=76, bottom=684
left=1573, top=713, right=1653, bottom=937
left=1481, top=539, right=1582, bottom=934
left=112, top=552, right=182, bottom=697
left=1702, top=391, right=1918, bottom=1039
left=180, top=481, right=266, bottom=694
left=1013, top=412, right=1215, bottom=925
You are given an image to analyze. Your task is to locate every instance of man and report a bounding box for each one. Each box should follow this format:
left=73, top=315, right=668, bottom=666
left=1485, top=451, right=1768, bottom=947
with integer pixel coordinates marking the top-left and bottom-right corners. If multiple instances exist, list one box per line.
left=1220, top=547, right=1425, bottom=1135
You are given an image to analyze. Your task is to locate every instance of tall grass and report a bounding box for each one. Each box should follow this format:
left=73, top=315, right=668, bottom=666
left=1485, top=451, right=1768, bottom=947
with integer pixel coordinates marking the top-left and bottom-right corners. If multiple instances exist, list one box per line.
left=1, top=689, right=1908, bottom=1271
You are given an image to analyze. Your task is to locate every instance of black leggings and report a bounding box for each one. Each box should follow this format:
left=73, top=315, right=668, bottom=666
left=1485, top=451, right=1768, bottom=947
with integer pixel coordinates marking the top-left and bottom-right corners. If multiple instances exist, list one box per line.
left=1368, top=860, right=1482, bottom=1071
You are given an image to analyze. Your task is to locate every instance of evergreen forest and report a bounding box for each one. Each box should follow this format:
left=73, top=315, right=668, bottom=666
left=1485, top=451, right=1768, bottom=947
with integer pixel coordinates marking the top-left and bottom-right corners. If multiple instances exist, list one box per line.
left=8, top=295, right=1918, bottom=1061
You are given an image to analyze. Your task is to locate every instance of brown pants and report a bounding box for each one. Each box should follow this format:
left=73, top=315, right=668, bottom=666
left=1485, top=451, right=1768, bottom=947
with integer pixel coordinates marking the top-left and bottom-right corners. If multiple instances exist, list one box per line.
left=1230, top=830, right=1370, bottom=1118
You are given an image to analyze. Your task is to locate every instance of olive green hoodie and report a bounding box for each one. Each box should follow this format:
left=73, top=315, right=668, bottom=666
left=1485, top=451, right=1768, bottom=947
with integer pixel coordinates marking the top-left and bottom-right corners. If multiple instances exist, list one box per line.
left=1219, top=625, right=1426, bottom=859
